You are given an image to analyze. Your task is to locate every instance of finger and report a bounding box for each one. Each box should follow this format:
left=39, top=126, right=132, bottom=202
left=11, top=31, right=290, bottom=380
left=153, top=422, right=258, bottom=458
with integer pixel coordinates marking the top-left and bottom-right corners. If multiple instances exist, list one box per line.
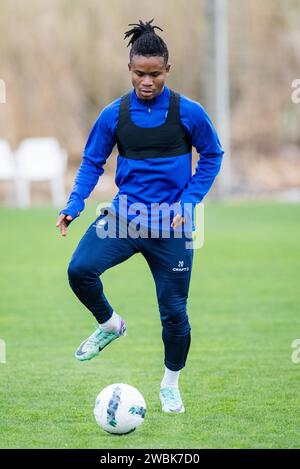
left=61, top=223, right=67, bottom=236
left=172, top=215, right=180, bottom=227
left=171, top=216, right=184, bottom=228
left=56, top=214, right=65, bottom=227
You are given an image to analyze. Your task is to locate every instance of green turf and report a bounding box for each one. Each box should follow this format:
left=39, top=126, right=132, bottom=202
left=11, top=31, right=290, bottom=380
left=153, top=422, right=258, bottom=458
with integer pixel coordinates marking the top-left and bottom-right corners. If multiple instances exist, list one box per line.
left=0, top=202, right=300, bottom=448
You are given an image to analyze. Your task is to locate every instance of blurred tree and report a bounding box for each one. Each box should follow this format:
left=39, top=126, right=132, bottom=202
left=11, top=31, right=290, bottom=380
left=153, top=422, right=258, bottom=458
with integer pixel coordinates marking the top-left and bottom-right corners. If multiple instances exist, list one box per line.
left=0, top=0, right=299, bottom=194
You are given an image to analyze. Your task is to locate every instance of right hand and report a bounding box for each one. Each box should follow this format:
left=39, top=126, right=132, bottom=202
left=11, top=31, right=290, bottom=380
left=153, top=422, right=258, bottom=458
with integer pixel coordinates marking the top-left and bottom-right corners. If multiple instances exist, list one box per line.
left=56, top=214, right=73, bottom=237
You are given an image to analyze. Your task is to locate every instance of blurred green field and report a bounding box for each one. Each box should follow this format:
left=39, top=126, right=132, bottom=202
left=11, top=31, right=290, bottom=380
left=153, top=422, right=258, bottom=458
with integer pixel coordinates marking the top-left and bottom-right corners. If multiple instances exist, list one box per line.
left=0, top=202, right=300, bottom=449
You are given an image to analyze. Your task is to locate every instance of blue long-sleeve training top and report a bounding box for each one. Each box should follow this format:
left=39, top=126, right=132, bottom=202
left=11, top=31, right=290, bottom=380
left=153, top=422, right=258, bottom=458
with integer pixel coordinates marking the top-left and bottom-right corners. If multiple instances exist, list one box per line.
left=61, top=85, right=224, bottom=230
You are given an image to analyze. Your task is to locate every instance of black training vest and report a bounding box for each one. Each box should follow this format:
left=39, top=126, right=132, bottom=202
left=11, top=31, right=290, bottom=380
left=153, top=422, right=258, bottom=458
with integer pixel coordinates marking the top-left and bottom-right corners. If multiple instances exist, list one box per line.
left=116, top=89, right=192, bottom=160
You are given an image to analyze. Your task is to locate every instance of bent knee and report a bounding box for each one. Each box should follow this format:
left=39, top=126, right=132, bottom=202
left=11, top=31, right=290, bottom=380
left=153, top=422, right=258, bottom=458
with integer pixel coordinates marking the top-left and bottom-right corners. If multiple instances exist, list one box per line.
left=67, top=259, right=94, bottom=285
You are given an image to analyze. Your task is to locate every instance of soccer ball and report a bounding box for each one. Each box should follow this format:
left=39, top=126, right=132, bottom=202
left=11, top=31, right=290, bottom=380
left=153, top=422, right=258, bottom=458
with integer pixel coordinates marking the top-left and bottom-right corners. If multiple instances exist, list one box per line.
left=94, top=383, right=146, bottom=435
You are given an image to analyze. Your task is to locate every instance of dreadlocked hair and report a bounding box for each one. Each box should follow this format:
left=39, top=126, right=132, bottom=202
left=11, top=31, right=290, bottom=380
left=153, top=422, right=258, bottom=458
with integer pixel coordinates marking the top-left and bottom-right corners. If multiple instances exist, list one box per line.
left=124, top=19, right=169, bottom=64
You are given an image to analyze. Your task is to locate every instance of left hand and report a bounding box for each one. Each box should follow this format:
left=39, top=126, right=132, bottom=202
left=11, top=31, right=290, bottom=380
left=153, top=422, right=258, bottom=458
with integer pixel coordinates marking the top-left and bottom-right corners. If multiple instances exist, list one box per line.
left=171, top=213, right=185, bottom=229
left=55, top=214, right=74, bottom=237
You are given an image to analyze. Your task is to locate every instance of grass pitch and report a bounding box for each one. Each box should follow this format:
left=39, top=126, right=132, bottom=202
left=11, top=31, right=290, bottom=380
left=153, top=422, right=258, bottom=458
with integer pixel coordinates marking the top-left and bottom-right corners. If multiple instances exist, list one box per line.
left=0, top=202, right=299, bottom=448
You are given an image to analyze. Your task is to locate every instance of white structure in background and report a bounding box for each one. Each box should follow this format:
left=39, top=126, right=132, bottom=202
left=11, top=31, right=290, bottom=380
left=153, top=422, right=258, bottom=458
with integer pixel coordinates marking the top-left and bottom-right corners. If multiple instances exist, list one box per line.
left=204, top=0, right=231, bottom=196
left=0, top=139, right=16, bottom=205
left=215, top=0, right=231, bottom=193
left=15, top=138, right=67, bottom=208
left=0, top=79, right=6, bottom=103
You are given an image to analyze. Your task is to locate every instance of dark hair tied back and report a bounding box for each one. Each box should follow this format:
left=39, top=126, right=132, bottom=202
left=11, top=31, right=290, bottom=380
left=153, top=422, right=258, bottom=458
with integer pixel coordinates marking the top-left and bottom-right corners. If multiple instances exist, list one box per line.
left=124, top=19, right=169, bottom=64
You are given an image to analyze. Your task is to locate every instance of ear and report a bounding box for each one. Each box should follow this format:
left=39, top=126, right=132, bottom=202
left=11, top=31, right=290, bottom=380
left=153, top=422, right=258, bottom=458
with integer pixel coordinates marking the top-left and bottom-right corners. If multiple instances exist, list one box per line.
left=166, top=63, right=171, bottom=73
left=128, top=63, right=132, bottom=71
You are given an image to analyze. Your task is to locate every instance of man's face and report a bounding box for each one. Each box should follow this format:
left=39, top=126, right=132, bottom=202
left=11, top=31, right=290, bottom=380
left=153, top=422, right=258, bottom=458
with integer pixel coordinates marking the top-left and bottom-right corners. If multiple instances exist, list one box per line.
left=128, top=55, right=171, bottom=101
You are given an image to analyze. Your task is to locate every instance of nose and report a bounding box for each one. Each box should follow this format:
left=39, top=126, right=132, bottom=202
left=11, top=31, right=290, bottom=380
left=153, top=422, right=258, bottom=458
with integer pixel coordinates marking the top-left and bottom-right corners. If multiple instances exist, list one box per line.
left=141, top=75, right=153, bottom=87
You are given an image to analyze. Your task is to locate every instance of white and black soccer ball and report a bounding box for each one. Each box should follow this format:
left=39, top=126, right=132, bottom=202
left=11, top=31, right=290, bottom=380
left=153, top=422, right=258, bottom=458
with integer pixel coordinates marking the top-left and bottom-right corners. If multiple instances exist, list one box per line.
left=94, top=383, right=146, bottom=435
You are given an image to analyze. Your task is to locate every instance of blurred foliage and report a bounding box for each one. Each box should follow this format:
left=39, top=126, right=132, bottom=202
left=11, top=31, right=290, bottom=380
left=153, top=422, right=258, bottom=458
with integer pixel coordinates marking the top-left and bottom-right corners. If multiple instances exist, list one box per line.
left=0, top=0, right=300, bottom=190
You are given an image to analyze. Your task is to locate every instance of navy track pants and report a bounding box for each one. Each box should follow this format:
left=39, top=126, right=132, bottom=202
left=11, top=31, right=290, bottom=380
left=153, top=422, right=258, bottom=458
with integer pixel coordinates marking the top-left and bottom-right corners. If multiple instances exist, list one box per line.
left=67, top=212, right=194, bottom=371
